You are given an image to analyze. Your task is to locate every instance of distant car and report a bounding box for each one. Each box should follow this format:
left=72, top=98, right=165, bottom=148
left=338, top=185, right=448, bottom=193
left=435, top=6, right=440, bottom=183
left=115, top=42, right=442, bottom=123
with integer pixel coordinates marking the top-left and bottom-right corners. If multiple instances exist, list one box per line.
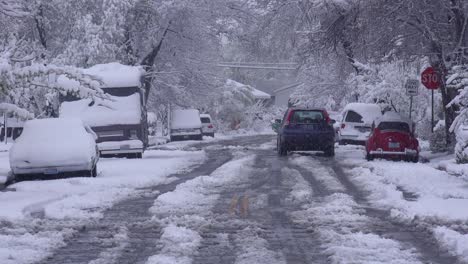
left=10, top=118, right=99, bottom=181
left=365, top=112, right=419, bottom=162
left=170, top=109, right=203, bottom=141
left=277, top=108, right=335, bottom=156
left=339, top=103, right=382, bottom=145
left=200, top=114, right=215, bottom=137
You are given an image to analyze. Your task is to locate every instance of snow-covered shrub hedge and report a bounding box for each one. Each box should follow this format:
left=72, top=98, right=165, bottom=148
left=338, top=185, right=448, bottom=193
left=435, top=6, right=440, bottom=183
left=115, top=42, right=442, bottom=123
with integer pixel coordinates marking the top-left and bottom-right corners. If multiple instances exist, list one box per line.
left=447, top=65, right=468, bottom=162
left=430, top=120, right=448, bottom=153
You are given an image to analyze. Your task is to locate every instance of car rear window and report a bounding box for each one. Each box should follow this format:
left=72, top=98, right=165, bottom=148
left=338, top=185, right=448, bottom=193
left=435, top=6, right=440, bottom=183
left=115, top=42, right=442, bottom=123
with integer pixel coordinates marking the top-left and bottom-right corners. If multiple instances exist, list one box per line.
left=200, top=117, right=211, bottom=123
left=345, top=110, right=363, bottom=123
left=378, top=122, right=410, bottom=132
left=290, top=110, right=324, bottom=124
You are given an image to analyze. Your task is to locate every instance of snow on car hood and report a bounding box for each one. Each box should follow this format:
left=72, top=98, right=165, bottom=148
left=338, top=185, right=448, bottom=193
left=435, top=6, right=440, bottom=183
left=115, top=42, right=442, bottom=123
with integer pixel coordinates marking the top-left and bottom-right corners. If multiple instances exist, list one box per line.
left=10, top=118, right=96, bottom=168
left=60, top=94, right=141, bottom=127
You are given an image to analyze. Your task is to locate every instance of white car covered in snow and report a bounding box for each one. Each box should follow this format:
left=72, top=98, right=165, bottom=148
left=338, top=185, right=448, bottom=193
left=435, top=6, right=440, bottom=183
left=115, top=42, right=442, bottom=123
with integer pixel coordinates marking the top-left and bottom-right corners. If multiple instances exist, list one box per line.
left=170, top=109, right=203, bottom=141
left=200, top=114, right=215, bottom=137
left=9, top=118, right=99, bottom=180
left=339, top=103, right=382, bottom=145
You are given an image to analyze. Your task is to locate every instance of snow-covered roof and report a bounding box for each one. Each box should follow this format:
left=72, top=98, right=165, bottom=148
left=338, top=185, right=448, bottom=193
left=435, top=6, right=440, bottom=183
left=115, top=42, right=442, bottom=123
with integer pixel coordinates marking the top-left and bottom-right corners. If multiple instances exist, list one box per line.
left=59, top=94, right=142, bottom=127
left=200, top=114, right=211, bottom=118
left=85, top=63, right=145, bottom=88
left=375, top=111, right=412, bottom=126
left=58, top=63, right=145, bottom=90
left=343, top=103, right=382, bottom=123
left=226, top=79, right=271, bottom=100
left=171, top=109, right=202, bottom=129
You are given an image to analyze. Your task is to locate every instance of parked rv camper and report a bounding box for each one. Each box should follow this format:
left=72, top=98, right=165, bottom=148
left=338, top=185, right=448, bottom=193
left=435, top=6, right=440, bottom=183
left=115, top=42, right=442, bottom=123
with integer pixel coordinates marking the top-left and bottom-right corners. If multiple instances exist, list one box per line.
left=59, top=63, right=148, bottom=158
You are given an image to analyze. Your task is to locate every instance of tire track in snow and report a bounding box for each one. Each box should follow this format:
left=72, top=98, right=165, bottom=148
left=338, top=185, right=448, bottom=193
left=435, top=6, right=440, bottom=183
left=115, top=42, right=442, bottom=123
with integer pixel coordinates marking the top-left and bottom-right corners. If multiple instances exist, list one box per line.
left=147, top=152, right=257, bottom=264
left=315, top=156, right=460, bottom=264
left=36, top=149, right=232, bottom=264
left=236, top=151, right=329, bottom=264
left=289, top=154, right=421, bottom=263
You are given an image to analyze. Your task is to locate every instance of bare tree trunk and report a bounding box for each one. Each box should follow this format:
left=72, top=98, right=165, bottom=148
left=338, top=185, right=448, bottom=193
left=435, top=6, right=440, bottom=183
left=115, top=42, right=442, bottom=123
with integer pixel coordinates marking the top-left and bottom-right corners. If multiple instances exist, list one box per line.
left=140, top=22, right=172, bottom=101
left=34, top=5, right=47, bottom=50
left=432, top=42, right=457, bottom=148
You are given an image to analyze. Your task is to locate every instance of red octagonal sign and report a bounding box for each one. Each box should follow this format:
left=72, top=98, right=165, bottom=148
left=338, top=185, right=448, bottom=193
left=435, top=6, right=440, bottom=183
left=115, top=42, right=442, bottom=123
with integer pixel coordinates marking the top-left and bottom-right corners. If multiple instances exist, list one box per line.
left=421, top=67, right=441, bottom=90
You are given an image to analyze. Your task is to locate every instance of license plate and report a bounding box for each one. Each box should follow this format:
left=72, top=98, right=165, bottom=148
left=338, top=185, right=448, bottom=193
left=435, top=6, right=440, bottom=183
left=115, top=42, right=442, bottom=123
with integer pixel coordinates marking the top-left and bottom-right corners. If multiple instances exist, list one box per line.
left=388, top=142, right=400, bottom=148
left=120, top=144, right=130, bottom=150
left=44, top=168, right=58, bottom=175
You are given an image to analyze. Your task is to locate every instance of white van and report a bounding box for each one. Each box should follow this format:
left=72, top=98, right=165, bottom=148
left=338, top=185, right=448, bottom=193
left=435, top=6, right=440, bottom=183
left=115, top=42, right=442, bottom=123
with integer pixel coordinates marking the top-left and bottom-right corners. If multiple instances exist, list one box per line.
left=339, top=103, right=382, bottom=145
left=170, top=109, right=203, bottom=141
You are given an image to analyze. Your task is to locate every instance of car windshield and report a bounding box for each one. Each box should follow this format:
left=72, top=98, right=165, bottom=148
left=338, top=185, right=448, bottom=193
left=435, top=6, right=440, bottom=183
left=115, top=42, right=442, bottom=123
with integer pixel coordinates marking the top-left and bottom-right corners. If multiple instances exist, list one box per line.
left=345, top=110, right=363, bottom=123
left=200, top=117, right=211, bottom=123
left=378, top=122, right=410, bottom=132
left=291, top=110, right=324, bottom=124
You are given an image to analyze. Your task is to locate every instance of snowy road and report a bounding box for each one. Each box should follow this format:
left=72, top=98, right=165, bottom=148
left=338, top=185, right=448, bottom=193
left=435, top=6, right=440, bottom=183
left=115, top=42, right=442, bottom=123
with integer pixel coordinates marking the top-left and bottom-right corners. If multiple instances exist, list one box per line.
left=2, top=135, right=468, bottom=263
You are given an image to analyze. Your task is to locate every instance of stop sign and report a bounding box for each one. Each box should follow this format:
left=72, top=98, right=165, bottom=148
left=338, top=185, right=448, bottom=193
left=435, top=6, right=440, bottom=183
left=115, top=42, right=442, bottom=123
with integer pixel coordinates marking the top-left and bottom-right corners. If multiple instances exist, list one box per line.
left=421, top=67, right=441, bottom=90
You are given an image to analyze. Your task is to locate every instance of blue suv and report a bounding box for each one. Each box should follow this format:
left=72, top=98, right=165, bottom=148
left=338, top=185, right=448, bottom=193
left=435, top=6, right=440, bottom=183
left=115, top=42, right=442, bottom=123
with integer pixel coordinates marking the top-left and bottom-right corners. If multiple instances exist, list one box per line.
left=277, top=108, right=335, bottom=156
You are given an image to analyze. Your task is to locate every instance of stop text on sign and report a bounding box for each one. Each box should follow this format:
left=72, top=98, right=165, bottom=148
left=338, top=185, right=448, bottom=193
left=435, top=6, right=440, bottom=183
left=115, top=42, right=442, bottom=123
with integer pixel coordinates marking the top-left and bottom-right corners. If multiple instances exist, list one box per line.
left=421, top=67, right=441, bottom=90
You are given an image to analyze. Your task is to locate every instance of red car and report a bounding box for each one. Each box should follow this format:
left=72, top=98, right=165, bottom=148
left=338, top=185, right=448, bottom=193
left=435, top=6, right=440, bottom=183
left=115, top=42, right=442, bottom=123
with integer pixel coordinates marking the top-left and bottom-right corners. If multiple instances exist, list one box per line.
left=365, top=113, right=419, bottom=162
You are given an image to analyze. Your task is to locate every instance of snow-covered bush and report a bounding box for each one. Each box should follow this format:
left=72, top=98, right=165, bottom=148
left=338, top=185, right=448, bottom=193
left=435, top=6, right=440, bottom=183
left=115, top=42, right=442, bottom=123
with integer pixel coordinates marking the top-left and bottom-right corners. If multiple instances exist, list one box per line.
left=455, top=124, right=468, bottom=163
left=447, top=65, right=468, bottom=162
left=430, top=120, right=448, bottom=153
left=209, top=79, right=256, bottom=131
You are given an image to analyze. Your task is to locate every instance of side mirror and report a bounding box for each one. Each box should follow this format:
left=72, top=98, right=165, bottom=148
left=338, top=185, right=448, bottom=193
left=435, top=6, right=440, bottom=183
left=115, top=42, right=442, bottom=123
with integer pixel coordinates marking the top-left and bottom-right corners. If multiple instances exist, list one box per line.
left=330, top=119, right=336, bottom=124
left=275, top=119, right=282, bottom=124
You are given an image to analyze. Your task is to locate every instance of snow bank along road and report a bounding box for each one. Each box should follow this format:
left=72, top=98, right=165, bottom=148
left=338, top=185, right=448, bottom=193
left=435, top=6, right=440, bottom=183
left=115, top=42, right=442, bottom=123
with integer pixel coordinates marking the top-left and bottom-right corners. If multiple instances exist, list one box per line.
left=1, top=134, right=468, bottom=263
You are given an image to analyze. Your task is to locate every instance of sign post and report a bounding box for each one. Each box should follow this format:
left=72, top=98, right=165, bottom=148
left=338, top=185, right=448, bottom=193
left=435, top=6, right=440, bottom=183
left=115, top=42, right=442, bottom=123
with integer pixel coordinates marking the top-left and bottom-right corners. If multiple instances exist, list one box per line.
left=421, top=67, right=441, bottom=132
left=405, top=79, right=419, bottom=119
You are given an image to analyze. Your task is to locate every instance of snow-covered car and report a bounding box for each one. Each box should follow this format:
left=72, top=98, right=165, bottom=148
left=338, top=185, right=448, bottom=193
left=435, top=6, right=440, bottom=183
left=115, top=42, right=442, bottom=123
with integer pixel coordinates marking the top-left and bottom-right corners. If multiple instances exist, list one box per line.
left=200, top=114, right=215, bottom=137
left=365, top=112, right=419, bottom=162
left=9, top=118, right=99, bottom=180
left=339, top=103, right=382, bottom=145
left=170, top=109, right=203, bottom=141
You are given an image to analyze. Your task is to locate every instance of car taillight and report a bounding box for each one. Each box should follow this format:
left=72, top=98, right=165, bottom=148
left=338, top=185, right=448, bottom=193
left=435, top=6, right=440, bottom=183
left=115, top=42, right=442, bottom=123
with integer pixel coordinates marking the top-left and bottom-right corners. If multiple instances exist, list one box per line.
left=323, top=110, right=331, bottom=124
left=341, top=123, right=346, bottom=129
left=208, top=125, right=213, bottom=128
left=283, top=110, right=294, bottom=127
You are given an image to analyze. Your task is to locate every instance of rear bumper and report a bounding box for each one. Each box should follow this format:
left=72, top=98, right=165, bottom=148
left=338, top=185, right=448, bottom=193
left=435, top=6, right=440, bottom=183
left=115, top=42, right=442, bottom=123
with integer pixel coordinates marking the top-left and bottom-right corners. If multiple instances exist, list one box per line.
left=282, top=134, right=334, bottom=150
left=339, top=134, right=369, bottom=144
left=98, top=140, right=143, bottom=155
left=369, top=148, right=418, bottom=156
left=171, top=134, right=202, bottom=141
left=12, top=163, right=93, bottom=175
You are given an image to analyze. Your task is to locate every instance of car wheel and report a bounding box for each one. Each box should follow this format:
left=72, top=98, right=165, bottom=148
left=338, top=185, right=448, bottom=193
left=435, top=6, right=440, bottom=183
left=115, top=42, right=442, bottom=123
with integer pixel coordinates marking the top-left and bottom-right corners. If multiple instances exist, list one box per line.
left=277, top=139, right=287, bottom=156
left=209, top=133, right=215, bottom=137
left=338, top=140, right=346, bottom=146
left=412, top=155, right=419, bottom=163
left=366, top=153, right=374, bottom=161
left=324, top=146, right=335, bottom=157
